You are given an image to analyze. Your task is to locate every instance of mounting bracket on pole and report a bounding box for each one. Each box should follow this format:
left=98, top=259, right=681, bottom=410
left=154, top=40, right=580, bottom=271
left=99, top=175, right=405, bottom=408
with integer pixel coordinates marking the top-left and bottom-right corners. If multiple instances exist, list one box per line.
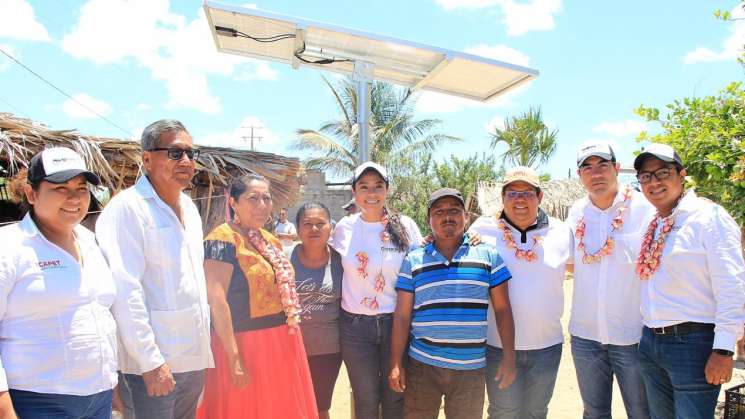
left=353, top=60, right=374, bottom=163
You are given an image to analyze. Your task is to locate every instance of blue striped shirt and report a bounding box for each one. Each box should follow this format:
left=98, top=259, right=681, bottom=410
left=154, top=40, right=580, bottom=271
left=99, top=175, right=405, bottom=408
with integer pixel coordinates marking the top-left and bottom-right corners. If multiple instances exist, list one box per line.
left=395, top=236, right=511, bottom=370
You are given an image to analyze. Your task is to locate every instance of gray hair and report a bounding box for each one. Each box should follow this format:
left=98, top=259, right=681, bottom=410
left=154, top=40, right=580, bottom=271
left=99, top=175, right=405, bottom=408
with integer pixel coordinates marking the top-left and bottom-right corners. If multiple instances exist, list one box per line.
left=141, top=119, right=188, bottom=151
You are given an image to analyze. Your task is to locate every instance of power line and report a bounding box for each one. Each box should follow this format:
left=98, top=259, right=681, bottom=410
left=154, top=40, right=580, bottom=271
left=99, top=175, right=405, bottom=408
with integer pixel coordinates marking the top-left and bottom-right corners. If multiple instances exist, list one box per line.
left=0, top=46, right=133, bottom=138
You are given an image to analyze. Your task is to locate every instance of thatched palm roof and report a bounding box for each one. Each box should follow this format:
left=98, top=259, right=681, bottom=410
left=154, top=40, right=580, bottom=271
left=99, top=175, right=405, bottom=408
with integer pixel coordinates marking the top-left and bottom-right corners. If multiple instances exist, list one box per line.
left=0, top=113, right=301, bottom=232
left=477, top=179, right=586, bottom=220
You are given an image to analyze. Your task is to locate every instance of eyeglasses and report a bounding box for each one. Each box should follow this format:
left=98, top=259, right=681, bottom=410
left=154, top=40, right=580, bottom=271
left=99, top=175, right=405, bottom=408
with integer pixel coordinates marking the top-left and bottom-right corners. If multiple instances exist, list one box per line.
left=579, top=161, right=614, bottom=174
left=636, top=167, right=675, bottom=184
left=504, top=190, right=537, bottom=200
left=148, top=148, right=200, bottom=161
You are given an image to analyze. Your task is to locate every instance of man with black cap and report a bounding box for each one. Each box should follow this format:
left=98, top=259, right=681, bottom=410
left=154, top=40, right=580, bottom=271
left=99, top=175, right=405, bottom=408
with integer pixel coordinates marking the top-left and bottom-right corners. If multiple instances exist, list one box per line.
left=566, top=140, right=654, bottom=419
left=633, top=143, right=745, bottom=419
left=389, top=187, right=515, bottom=418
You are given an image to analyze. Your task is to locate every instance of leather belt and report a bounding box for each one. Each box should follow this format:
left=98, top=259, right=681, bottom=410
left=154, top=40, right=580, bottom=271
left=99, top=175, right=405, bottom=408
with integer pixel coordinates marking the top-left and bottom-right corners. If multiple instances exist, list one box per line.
left=648, top=322, right=714, bottom=335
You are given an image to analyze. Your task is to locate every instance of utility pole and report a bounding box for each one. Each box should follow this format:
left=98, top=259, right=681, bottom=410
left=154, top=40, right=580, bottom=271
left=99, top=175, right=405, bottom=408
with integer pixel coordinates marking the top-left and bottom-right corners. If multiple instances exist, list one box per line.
left=241, top=125, right=263, bottom=151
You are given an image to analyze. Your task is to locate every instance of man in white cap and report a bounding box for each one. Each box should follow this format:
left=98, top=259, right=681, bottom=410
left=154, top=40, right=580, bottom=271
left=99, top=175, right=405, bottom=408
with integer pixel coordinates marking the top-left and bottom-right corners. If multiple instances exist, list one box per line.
left=566, top=141, right=654, bottom=419
left=469, top=166, right=572, bottom=419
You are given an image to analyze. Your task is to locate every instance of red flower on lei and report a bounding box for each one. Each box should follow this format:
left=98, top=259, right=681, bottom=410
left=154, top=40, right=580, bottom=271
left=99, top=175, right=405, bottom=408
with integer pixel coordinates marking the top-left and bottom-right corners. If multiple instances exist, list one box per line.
left=244, top=229, right=301, bottom=332
left=497, top=219, right=543, bottom=262
left=575, top=187, right=633, bottom=264
left=636, top=214, right=675, bottom=280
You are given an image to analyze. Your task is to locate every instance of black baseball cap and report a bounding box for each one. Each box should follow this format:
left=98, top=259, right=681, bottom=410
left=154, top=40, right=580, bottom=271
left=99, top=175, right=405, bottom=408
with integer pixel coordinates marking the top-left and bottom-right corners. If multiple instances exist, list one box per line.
left=428, top=188, right=465, bottom=213
left=28, top=147, right=101, bottom=185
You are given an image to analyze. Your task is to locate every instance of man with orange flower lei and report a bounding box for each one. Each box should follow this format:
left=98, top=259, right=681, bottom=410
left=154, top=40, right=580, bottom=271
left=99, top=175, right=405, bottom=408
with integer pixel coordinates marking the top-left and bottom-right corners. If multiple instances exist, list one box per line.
left=468, top=166, right=572, bottom=419
left=566, top=141, right=655, bottom=419
left=633, top=144, right=745, bottom=419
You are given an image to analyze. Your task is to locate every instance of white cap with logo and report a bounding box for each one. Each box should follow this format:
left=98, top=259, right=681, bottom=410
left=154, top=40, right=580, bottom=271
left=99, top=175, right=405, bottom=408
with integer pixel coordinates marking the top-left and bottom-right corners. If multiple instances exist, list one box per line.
left=576, top=140, right=616, bottom=167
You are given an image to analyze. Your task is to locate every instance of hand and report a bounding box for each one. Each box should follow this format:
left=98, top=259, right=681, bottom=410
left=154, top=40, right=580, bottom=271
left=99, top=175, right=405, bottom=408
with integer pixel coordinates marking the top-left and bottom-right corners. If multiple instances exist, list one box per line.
left=494, top=357, right=516, bottom=389
left=467, top=231, right=483, bottom=246
left=705, top=351, right=733, bottom=385
left=0, top=391, right=17, bottom=419
left=142, top=363, right=176, bottom=397
left=421, top=234, right=433, bottom=246
left=388, top=364, right=406, bottom=393
left=229, top=354, right=250, bottom=388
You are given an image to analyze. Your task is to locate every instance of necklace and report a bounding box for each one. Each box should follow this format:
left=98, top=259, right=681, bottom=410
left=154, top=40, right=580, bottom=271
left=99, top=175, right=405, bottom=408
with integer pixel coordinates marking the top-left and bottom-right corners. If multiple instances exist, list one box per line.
left=636, top=213, right=675, bottom=280
left=575, top=187, right=633, bottom=264
left=497, top=219, right=543, bottom=262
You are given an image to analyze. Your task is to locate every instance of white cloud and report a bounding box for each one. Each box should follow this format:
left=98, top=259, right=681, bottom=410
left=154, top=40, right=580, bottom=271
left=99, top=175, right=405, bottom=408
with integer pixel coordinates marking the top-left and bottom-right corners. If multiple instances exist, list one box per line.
left=434, top=0, right=561, bottom=36
left=61, top=0, right=277, bottom=114
left=484, top=115, right=505, bottom=132
left=195, top=116, right=282, bottom=150
left=593, top=119, right=647, bottom=138
left=683, top=5, right=745, bottom=64
left=0, top=0, right=51, bottom=42
left=62, top=93, right=113, bottom=119
left=135, top=103, right=152, bottom=111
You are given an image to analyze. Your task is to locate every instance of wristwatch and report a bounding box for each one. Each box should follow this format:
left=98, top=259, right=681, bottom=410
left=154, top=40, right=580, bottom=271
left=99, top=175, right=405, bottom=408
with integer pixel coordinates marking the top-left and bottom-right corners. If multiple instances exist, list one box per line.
left=713, top=349, right=734, bottom=357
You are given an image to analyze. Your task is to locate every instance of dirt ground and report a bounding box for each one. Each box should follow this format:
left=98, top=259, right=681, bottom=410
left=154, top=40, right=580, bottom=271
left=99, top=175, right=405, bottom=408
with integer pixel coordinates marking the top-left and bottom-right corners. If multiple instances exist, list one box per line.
left=328, top=280, right=744, bottom=418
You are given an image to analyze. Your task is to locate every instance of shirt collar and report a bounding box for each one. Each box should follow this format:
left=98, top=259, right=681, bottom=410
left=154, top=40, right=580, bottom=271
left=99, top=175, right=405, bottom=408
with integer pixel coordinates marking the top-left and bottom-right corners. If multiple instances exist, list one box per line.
left=499, top=208, right=549, bottom=233
left=18, top=212, right=40, bottom=237
left=135, top=175, right=157, bottom=199
left=586, top=185, right=630, bottom=212
left=671, top=189, right=698, bottom=216
left=427, top=233, right=470, bottom=259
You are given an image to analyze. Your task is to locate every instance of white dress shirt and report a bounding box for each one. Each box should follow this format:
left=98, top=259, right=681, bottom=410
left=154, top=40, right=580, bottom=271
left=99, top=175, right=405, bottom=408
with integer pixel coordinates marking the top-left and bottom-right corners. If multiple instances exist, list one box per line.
left=640, top=190, right=745, bottom=352
left=567, top=187, right=656, bottom=345
left=0, top=214, right=118, bottom=395
left=275, top=220, right=297, bottom=247
left=96, top=176, right=213, bottom=374
left=331, top=213, right=423, bottom=315
left=470, top=212, right=572, bottom=350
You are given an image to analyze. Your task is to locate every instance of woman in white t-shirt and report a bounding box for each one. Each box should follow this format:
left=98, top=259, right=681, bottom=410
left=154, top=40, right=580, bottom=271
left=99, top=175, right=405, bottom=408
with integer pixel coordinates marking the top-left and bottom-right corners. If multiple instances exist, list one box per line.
left=0, top=148, right=118, bottom=419
left=331, top=162, right=423, bottom=419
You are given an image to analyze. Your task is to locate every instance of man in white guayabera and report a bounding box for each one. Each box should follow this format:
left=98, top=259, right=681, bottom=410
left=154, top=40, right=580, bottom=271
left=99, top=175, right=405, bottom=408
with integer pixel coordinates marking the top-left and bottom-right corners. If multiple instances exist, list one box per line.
left=96, top=119, right=214, bottom=419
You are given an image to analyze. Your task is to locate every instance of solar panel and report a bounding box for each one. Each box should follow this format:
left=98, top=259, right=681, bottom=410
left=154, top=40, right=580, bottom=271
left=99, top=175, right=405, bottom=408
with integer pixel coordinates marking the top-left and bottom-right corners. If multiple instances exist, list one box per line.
left=204, top=1, right=538, bottom=101
left=203, top=1, right=539, bottom=160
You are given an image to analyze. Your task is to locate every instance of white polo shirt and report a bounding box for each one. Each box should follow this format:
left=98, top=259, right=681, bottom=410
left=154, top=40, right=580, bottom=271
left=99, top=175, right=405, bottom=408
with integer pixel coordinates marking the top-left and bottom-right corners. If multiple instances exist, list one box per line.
left=275, top=220, right=298, bottom=247
left=567, top=187, right=656, bottom=345
left=331, top=213, right=423, bottom=315
left=0, top=214, right=118, bottom=395
left=640, top=190, right=745, bottom=352
left=96, top=176, right=213, bottom=375
left=470, top=212, right=572, bottom=350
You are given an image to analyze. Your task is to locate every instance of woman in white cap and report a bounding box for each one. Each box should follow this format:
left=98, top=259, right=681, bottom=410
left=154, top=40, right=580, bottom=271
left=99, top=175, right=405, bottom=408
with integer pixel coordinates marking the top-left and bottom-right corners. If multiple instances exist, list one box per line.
left=0, top=147, right=118, bottom=418
left=331, top=162, right=423, bottom=419
left=634, top=143, right=745, bottom=419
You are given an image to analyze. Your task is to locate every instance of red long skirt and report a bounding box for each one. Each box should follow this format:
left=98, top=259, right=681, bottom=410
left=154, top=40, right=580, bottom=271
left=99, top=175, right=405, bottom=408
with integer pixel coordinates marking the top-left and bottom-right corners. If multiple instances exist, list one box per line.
left=197, top=324, right=318, bottom=419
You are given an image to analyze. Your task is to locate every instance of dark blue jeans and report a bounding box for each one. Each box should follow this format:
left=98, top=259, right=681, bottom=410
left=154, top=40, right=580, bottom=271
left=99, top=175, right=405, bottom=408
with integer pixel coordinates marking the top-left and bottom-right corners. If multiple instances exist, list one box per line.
left=571, top=335, right=650, bottom=419
left=340, top=310, right=403, bottom=419
left=486, top=343, right=562, bottom=419
left=9, top=388, right=113, bottom=419
left=118, top=370, right=205, bottom=419
left=638, top=327, right=720, bottom=419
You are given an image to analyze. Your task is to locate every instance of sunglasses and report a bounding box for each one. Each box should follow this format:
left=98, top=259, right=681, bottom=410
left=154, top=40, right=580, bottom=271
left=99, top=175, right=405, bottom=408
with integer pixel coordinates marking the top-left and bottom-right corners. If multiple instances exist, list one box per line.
left=504, top=190, right=537, bottom=200
left=148, top=147, right=200, bottom=161
left=636, top=167, right=676, bottom=184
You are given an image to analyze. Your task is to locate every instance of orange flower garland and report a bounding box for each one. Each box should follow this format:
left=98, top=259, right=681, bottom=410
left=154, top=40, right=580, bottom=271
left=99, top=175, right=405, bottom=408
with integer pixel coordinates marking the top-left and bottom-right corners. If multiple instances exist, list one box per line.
left=497, top=219, right=543, bottom=262
left=575, top=187, right=633, bottom=264
left=636, top=214, right=675, bottom=280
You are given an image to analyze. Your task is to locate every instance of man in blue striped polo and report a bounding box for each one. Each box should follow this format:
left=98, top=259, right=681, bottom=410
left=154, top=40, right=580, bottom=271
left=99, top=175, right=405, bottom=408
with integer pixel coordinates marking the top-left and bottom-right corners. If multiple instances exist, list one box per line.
left=389, top=187, right=516, bottom=418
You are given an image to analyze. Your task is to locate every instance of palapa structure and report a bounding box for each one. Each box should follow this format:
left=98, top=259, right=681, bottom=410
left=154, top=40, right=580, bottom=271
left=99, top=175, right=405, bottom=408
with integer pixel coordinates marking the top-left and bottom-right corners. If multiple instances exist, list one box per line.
left=0, top=113, right=301, bottom=233
left=477, top=179, right=586, bottom=221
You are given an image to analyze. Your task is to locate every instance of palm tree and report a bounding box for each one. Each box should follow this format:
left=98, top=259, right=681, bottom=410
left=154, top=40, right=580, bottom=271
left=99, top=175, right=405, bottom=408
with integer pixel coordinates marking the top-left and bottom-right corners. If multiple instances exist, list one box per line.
left=489, top=106, right=558, bottom=168
left=293, top=77, right=460, bottom=177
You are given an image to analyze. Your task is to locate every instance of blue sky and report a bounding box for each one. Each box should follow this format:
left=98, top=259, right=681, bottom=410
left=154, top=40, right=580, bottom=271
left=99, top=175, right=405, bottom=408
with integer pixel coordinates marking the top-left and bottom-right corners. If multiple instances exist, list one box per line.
left=1, top=0, right=743, bottom=181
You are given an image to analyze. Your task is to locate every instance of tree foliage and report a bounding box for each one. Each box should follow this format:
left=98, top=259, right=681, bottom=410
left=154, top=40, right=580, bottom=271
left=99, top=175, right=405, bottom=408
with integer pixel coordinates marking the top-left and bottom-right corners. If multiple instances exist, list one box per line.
left=635, top=82, right=745, bottom=225
left=488, top=106, right=558, bottom=168
left=293, top=77, right=460, bottom=178
left=388, top=153, right=505, bottom=234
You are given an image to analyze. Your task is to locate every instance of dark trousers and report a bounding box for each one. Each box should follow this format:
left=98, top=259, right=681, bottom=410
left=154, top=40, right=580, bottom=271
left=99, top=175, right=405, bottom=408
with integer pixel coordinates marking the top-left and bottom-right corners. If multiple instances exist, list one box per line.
left=404, top=357, right=485, bottom=419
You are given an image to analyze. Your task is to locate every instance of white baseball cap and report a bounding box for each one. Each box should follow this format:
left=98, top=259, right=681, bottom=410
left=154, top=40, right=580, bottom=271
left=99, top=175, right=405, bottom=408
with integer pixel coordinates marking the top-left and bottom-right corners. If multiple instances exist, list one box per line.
left=633, top=143, right=684, bottom=170
left=352, top=161, right=389, bottom=185
left=27, top=147, right=101, bottom=185
left=576, top=140, right=616, bottom=167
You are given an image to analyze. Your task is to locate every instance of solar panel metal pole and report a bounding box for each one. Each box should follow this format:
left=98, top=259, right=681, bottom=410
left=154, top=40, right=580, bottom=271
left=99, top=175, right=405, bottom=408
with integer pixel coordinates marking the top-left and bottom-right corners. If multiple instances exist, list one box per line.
left=353, top=61, right=374, bottom=163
